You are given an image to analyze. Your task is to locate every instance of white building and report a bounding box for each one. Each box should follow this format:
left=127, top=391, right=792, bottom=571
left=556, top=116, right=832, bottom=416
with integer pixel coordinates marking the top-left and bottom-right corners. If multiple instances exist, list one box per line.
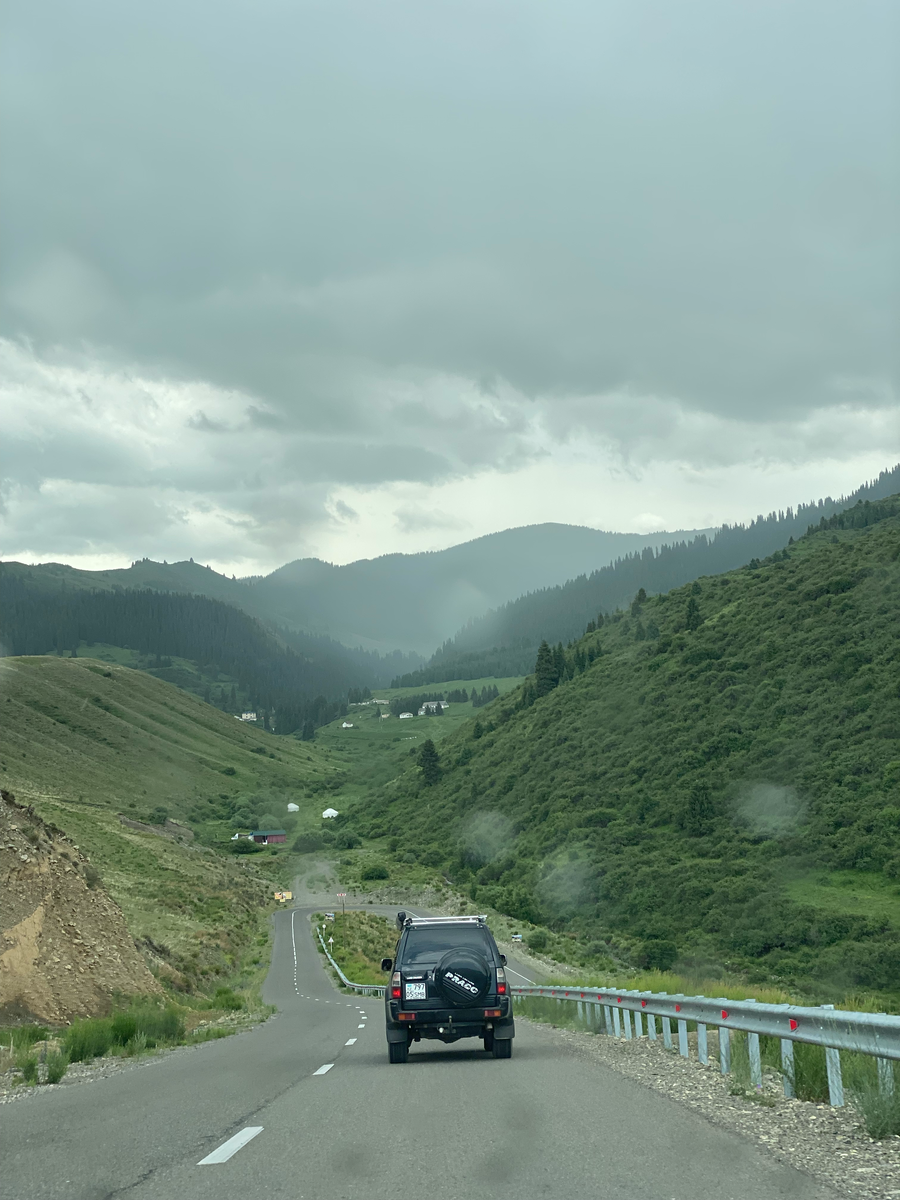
left=322, top=807, right=339, bottom=819
left=240, top=712, right=258, bottom=722
left=341, top=721, right=354, bottom=728
left=399, top=712, right=414, bottom=719
left=287, top=803, right=299, bottom=812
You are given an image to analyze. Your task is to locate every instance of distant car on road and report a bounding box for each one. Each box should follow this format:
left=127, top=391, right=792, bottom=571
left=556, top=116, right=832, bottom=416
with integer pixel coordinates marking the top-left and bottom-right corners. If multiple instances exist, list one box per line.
left=381, top=913, right=514, bottom=1063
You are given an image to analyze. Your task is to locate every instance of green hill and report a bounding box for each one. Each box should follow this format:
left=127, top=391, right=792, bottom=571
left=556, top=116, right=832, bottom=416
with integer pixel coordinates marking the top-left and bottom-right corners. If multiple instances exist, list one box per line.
left=353, top=497, right=900, bottom=999
left=396, top=464, right=900, bottom=684
left=0, top=656, right=342, bottom=991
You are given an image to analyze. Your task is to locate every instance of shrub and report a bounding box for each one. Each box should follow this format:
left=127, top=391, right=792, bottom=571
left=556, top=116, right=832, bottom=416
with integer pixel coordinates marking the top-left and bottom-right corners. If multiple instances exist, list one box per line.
left=636, top=939, right=678, bottom=971
left=526, top=930, right=548, bottom=952
left=111, top=1012, right=139, bottom=1045
left=229, top=840, right=262, bottom=854
left=335, top=831, right=361, bottom=849
left=360, top=863, right=390, bottom=881
left=16, top=1052, right=38, bottom=1083
left=65, top=1018, right=112, bottom=1063
left=213, top=986, right=244, bottom=1011
left=292, top=833, right=324, bottom=853
left=45, top=1050, right=69, bottom=1084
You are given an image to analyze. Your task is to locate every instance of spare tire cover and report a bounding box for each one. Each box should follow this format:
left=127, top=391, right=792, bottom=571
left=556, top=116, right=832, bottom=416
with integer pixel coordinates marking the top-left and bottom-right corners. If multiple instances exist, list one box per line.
left=434, top=948, right=492, bottom=1007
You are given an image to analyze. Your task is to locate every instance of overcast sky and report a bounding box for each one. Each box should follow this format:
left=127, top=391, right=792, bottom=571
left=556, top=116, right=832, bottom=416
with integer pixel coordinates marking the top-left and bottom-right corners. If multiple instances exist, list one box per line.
left=2, top=0, right=897, bottom=573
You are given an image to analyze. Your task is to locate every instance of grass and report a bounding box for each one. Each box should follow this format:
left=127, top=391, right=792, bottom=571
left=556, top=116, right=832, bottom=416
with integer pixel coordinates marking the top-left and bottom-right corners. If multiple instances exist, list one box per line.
left=314, top=910, right=397, bottom=986
left=785, top=870, right=900, bottom=928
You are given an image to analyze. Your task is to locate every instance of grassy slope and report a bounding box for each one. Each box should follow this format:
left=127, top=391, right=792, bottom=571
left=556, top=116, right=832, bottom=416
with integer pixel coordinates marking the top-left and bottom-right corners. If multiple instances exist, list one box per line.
left=0, top=656, right=342, bottom=991
left=348, top=503, right=900, bottom=1001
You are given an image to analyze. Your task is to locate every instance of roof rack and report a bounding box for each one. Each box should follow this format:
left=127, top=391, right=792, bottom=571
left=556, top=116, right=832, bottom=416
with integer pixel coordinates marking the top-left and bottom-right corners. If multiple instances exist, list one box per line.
left=396, top=912, right=488, bottom=929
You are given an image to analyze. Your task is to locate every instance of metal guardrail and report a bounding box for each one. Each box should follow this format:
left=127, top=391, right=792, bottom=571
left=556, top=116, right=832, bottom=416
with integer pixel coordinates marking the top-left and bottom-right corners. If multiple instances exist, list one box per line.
left=316, top=930, right=386, bottom=997
left=510, top=984, right=900, bottom=1106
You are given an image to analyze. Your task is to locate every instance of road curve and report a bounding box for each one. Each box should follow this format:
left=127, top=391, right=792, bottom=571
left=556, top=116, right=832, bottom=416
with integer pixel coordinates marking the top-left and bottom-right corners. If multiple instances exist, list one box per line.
left=2, top=907, right=842, bottom=1200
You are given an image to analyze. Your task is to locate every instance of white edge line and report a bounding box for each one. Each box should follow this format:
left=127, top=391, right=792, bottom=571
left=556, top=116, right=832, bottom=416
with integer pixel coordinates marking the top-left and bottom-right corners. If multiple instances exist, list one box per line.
left=505, top=967, right=534, bottom=983
left=198, top=1126, right=263, bottom=1165
left=313, top=1063, right=334, bottom=1075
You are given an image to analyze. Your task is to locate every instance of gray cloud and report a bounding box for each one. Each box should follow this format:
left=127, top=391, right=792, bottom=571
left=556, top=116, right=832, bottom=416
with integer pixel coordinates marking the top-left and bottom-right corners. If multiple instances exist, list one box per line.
left=0, top=0, right=897, bottom=568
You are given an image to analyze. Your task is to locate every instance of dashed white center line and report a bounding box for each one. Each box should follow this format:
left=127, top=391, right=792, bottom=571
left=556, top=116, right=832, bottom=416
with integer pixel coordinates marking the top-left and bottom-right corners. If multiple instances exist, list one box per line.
left=198, top=1127, right=263, bottom=1165
left=313, top=1063, right=334, bottom=1076
left=358, top=1024, right=365, bottom=1029
left=345, top=1038, right=357, bottom=1045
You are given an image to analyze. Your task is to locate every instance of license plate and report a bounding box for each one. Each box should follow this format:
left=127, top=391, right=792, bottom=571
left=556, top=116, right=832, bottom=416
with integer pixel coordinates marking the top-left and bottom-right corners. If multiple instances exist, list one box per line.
left=404, top=982, right=427, bottom=1000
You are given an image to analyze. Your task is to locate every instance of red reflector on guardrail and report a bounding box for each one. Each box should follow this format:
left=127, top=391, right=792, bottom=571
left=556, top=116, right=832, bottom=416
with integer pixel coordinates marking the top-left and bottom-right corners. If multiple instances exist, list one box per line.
left=675, top=1004, right=681, bottom=1012
left=641, top=1000, right=647, bottom=1007
left=790, top=1019, right=798, bottom=1031
left=722, top=1010, right=729, bottom=1020
left=617, top=997, right=622, bottom=1004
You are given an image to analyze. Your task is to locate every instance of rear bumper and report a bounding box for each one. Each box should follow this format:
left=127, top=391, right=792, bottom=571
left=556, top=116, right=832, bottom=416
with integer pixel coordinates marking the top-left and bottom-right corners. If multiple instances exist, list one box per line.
left=385, top=997, right=514, bottom=1043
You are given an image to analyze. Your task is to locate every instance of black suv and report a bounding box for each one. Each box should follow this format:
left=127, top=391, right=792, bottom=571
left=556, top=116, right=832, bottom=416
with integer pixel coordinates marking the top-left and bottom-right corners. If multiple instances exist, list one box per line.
left=381, top=913, right=515, bottom=1063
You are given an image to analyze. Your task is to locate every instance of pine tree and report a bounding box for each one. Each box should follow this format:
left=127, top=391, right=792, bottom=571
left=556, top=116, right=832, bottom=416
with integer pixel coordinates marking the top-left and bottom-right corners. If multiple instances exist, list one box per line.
left=534, top=641, right=559, bottom=696
left=418, top=738, right=440, bottom=786
left=685, top=597, right=702, bottom=632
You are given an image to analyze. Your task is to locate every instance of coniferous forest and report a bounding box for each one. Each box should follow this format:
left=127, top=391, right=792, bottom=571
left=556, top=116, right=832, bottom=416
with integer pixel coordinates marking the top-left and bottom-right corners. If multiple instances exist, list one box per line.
left=0, top=580, right=387, bottom=735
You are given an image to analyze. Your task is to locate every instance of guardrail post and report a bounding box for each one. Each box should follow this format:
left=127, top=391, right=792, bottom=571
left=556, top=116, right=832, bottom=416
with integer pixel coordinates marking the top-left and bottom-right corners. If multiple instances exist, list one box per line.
left=780, top=1039, right=795, bottom=1098
left=604, top=1005, right=613, bottom=1035
left=624, top=1008, right=633, bottom=1039
left=634, top=1008, right=644, bottom=1038
left=577, top=1000, right=584, bottom=1026
left=877, top=1058, right=894, bottom=1096
left=697, top=1022, right=708, bottom=1065
left=748, top=1034, right=762, bottom=1087
left=744, top=1000, right=762, bottom=1088
left=719, top=1026, right=730, bottom=1075
left=612, top=1006, right=621, bottom=1037
left=677, top=1018, right=689, bottom=1058
left=647, top=1013, right=657, bottom=1040
left=822, top=1005, right=844, bottom=1107
left=662, top=1015, right=673, bottom=1050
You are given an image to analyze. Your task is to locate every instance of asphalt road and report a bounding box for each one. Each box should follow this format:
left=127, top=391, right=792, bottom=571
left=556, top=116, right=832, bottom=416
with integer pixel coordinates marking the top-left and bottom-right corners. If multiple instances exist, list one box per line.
left=2, top=906, right=842, bottom=1200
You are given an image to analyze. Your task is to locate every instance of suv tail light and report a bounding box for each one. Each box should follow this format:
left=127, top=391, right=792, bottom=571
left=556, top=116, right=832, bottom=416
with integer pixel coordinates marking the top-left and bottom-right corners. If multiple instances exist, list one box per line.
left=391, top=971, right=402, bottom=1000
left=496, top=967, right=507, bottom=995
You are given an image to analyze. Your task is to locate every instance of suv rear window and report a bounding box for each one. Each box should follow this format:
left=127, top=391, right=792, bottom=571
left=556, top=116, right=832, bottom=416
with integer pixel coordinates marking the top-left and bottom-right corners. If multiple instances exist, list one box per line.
left=402, top=926, right=492, bottom=965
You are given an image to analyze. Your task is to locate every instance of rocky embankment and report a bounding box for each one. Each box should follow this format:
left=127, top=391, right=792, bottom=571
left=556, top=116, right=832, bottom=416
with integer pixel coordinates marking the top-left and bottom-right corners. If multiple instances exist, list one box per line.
left=0, top=790, right=162, bottom=1023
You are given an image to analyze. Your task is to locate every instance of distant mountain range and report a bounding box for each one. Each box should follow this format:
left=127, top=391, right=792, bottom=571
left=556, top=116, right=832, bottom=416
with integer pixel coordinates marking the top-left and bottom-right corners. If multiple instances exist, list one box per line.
left=394, top=464, right=900, bottom=685
left=3, top=523, right=710, bottom=656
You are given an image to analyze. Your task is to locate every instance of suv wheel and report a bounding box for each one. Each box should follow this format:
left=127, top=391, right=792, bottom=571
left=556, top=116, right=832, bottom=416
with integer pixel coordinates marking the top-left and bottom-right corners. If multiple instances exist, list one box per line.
left=491, top=1038, right=512, bottom=1059
left=388, top=1041, right=409, bottom=1064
